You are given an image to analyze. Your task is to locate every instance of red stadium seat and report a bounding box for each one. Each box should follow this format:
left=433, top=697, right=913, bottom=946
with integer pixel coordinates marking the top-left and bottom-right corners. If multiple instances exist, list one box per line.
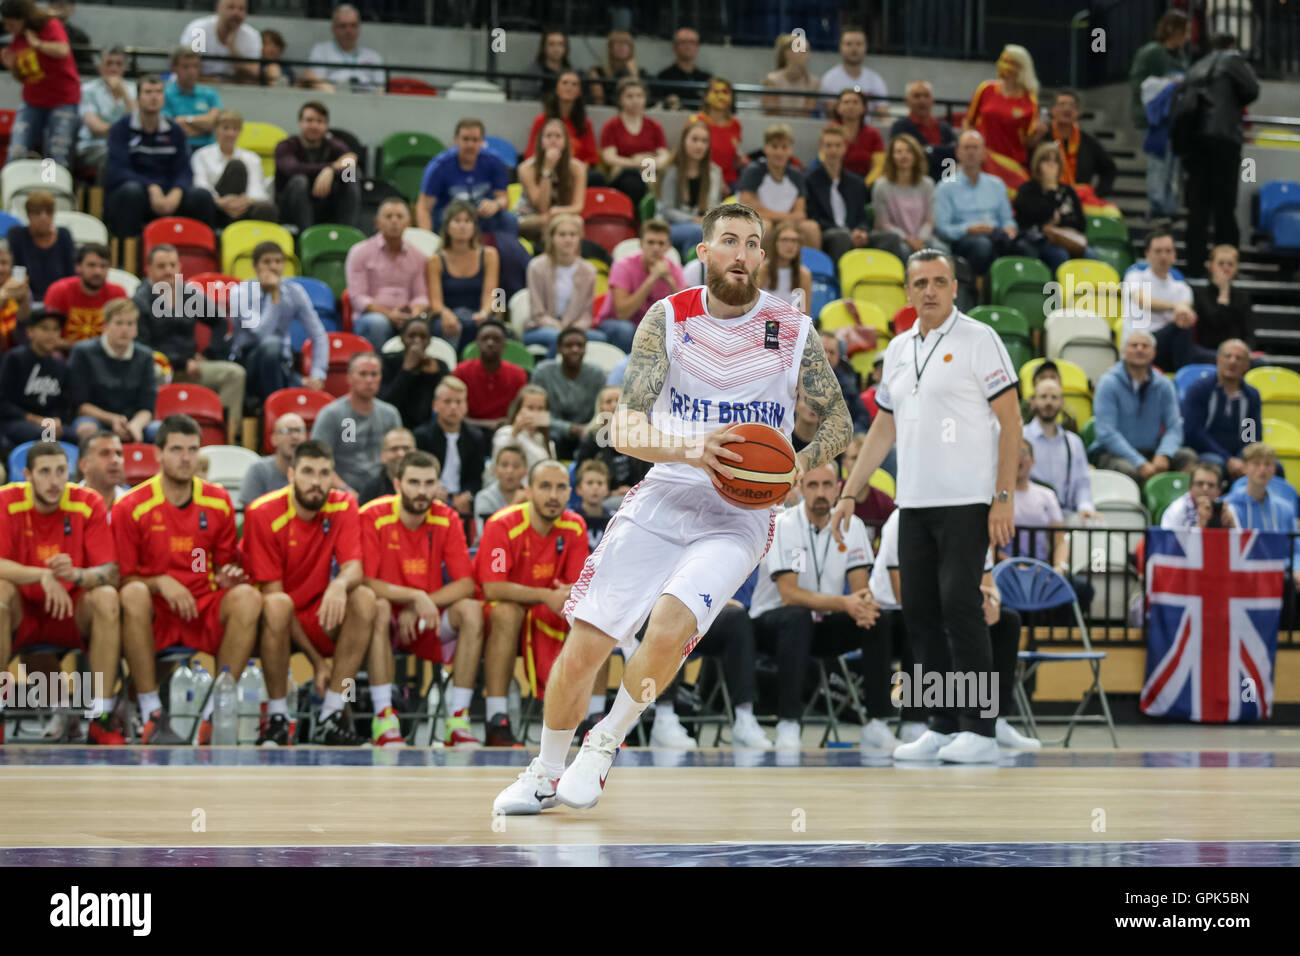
left=582, top=188, right=638, bottom=254
left=892, top=305, right=917, bottom=335
left=340, top=288, right=353, bottom=332
left=144, top=217, right=219, bottom=277
left=122, top=444, right=159, bottom=484
left=301, top=332, right=374, bottom=397
left=262, top=388, right=334, bottom=453
left=0, top=109, right=13, bottom=166
left=388, top=77, right=437, bottom=96
left=156, top=383, right=225, bottom=446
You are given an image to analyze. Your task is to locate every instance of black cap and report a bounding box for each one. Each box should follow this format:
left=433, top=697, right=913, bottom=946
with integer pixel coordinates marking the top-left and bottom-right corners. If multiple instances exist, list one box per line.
left=1032, top=359, right=1059, bottom=382
left=24, top=309, right=66, bottom=329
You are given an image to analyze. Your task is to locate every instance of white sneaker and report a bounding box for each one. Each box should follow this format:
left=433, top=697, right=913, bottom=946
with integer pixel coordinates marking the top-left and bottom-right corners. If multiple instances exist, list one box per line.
left=41, top=712, right=68, bottom=740
left=860, top=718, right=901, bottom=750
left=899, top=721, right=928, bottom=744
left=556, top=730, right=620, bottom=809
left=936, top=731, right=1000, bottom=764
left=731, top=713, right=772, bottom=748
left=775, top=720, right=801, bottom=750
left=892, top=729, right=954, bottom=761
left=492, top=757, right=560, bottom=815
left=995, top=717, right=1042, bottom=751
left=649, top=711, right=697, bottom=748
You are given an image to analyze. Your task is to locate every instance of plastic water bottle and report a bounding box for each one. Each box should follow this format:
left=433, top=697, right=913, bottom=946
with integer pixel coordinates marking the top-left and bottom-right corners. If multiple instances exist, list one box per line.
left=192, top=662, right=212, bottom=735
left=237, top=660, right=266, bottom=743
left=213, top=666, right=238, bottom=745
left=169, top=661, right=196, bottom=741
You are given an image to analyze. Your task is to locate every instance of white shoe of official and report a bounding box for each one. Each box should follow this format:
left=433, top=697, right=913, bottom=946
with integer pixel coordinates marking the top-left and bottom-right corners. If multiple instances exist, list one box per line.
left=649, top=711, right=697, bottom=748
left=995, top=717, right=1042, bottom=751
left=936, top=731, right=1001, bottom=764
left=775, top=720, right=802, bottom=750
left=899, top=721, right=928, bottom=744
left=892, top=730, right=954, bottom=761
left=860, top=718, right=902, bottom=750
left=556, top=730, right=620, bottom=809
left=492, top=758, right=560, bottom=815
left=731, top=713, right=772, bottom=748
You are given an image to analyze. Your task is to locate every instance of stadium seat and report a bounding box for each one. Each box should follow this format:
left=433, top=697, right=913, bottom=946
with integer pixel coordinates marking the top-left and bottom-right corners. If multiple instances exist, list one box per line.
left=582, top=340, right=627, bottom=375
left=506, top=182, right=523, bottom=211
left=202, top=444, right=261, bottom=501
left=819, top=298, right=889, bottom=337
left=356, top=177, right=405, bottom=234
left=1247, top=366, right=1300, bottom=433
left=445, top=80, right=506, bottom=102
left=483, top=135, right=518, bottom=170
left=1143, top=472, right=1189, bottom=523
left=1089, top=469, right=1142, bottom=508
left=1056, top=259, right=1122, bottom=329
left=1020, top=356, right=1092, bottom=423
left=156, top=383, right=225, bottom=446
left=506, top=287, right=530, bottom=338
left=801, top=247, right=836, bottom=287
left=461, top=338, right=535, bottom=372
left=1084, top=215, right=1133, bottom=275
left=2, top=159, right=75, bottom=212
left=107, top=268, right=140, bottom=297
left=868, top=468, right=895, bottom=498
left=380, top=333, right=458, bottom=370
left=122, top=444, right=159, bottom=484
left=611, top=237, right=640, bottom=262
left=401, top=227, right=441, bottom=258
left=299, top=223, right=365, bottom=300
left=1258, top=181, right=1300, bottom=232
left=892, top=305, right=917, bottom=334
left=143, top=217, right=218, bottom=277
left=582, top=189, right=638, bottom=254
left=55, top=211, right=108, bottom=246
left=380, top=131, right=444, bottom=204
left=592, top=291, right=607, bottom=319
left=236, top=121, right=287, bottom=182
left=952, top=255, right=977, bottom=314
left=969, top=304, right=1030, bottom=342
left=838, top=248, right=906, bottom=317
left=302, top=332, right=375, bottom=397
left=1263, top=419, right=1300, bottom=491
left=0, top=108, right=13, bottom=166
left=638, top=191, right=656, bottom=223
left=588, top=257, right=610, bottom=296
left=1174, top=363, right=1217, bottom=404
left=0, top=208, right=19, bottom=238
left=989, top=256, right=1052, bottom=331
left=6, top=441, right=79, bottom=481
left=1044, top=310, right=1117, bottom=386
left=285, top=276, right=340, bottom=350
left=387, top=76, right=437, bottom=96
left=221, top=221, right=298, bottom=279
left=262, top=388, right=334, bottom=453
left=1080, top=416, right=1095, bottom=449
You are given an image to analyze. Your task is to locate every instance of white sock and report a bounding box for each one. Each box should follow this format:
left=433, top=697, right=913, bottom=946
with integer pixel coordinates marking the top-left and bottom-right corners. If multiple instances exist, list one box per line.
left=485, top=696, right=507, bottom=719
left=587, top=694, right=605, bottom=716
left=594, top=683, right=650, bottom=743
left=201, top=692, right=215, bottom=720
left=539, top=723, right=577, bottom=779
left=655, top=699, right=675, bottom=717
left=267, top=698, right=289, bottom=718
left=734, top=702, right=753, bottom=721
left=319, top=689, right=345, bottom=721
left=777, top=719, right=799, bottom=735
left=371, top=683, right=393, bottom=712
left=88, top=696, right=114, bottom=719
left=139, top=690, right=162, bottom=721
left=450, top=686, right=474, bottom=714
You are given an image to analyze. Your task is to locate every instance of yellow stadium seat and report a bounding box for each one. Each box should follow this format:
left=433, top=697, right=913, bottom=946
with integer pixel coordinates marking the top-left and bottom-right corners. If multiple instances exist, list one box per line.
left=518, top=237, right=534, bottom=256
left=507, top=182, right=523, bottom=211
left=839, top=248, right=907, bottom=318
left=868, top=468, right=895, bottom=498
left=236, top=121, right=288, bottom=181
left=1246, top=366, right=1300, bottom=401
left=1263, top=419, right=1300, bottom=455
left=1063, top=394, right=1093, bottom=425
left=818, top=298, right=888, bottom=335
left=221, top=220, right=298, bottom=279
left=1019, top=357, right=1091, bottom=399
left=1056, top=258, right=1122, bottom=327
left=850, top=349, right=884, bottom=380
left=589, top=257, right=609, bottom=296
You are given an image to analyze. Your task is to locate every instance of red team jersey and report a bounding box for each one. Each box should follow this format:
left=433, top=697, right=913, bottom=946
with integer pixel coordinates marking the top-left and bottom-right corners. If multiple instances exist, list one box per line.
left=0, top=482, right=113, bottom=649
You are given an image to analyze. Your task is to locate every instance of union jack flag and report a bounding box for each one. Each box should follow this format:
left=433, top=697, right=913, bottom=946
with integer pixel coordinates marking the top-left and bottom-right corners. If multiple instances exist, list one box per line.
left=1141, top=529, right=1287, bottom=722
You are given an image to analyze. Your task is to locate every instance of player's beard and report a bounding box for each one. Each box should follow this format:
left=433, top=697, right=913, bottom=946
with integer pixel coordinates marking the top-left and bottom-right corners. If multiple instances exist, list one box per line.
left=706, top=259, right=759, bottom=307
left=33, top=482, right=63, bottom=510
left=294, top=482, right=328, bottom=512
left=809, top=498, right=831, bottom=519
left=400, top=494, right=431, bottom=517
left=535, top=498, right=564, bottom=521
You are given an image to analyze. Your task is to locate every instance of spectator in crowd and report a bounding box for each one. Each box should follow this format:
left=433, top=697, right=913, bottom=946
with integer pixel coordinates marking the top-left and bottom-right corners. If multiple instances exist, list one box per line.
left=805, top=125, right=870, bottom=265
left=1023, top=377, right=1096, bottom=519
left=597, top=219, right=686, bottom=353
left=934, top=130, right=1017, bottom=276
left=889, top=80, right=957, bottom=183
left=573, top=458, right=612, bottom=548
left=657, top=119, right=723, bottom=257
left=355, top=426, right=414, bottom=504
left=6, top=192, right=74, bottom=302
left=347, top=197, right=430, bottom=350
left=516, top=118, right=587, bottom=246
left=0, top=239, right=32, bottom=347
left=691, top=77, right=744, bottom=191
left=492, top=384, right=556, bottom=470
left=191, top=108, right=277, bottom=226
left=259, top=29, right=323, bottom=90
left=525, top=214, right=600, bottom=357
left=303, top=4, right=384, bottom=93
left=748, top=463, right=895, bottom=751
left=77, top=430, right=129, bottom=509
left=454, top=319, right=526, bottom=429
left=524, top=70, right=601, bottom=172
left=599, top=78, right=669, bottom=207
left=475, top=442, right=526, bottom=529
left=828, top=88, right=884, bottom=181
left=517, top=29, right=571, bottom=102
left=1193, top=244, right=1254, bottom=350
left=310, top=352, right=400, bottom=495
left=1183, top=34, right=1259, bottom=277
left=756, top=220, right=812, bottom=314
left=417, top=118, right=514, bottom=235
left=43, top=243, right=124, bottom=344
left=1128, top=9, right=1189, bottom=221
left=379, top=315, right=447, bottom=430
left=274, top=100, right=359, bottom=233
left=1180, top=338, right=1260, bottom=481
left=585, top=29, right=649, bottom=107
left=532, top=328, right=607, bottom=459
left=413, top=376, right=487, bottom=526
left=1, top=0, right=80, bottom=169
left=46, top=1, right=91, bottom=75
left=1090, top=330, right=1196, bottom=482
left=180, top=0, right=261, bottom=84
left=229, top=241, right=328, bottom=400
left=104, top=75, right=216, bottom=237
left=133, top=243, right=244, bottom=442
left=426, top=198, right=499, bottom=353
left=1225, top=444, right=1300, bottom=548
left=0, top=310, right=68, bottom=446
left=1122, top=229, right=1213, bottom=370
left=818, top=25, right=887, bottom=108
left=868, top=132, right=942, bottom=263
left=1011, top=141, right=1090, bottom=273
left=67, top=297, right=156, bottom=441
left=1047, top=88, right=1115, bottom=200
left=839, top=432, right=897, bottom=542
left=1160, top=460, right=1237, bottom=529
left=163, top=48, right=222, bottom=149
left=737, top=124, right=819, bottom=248
left=762, top=33, right=820, bottom=118
left=964, top=44, right=1045, bottom=186
left=239, top=410, right=304, bottom=507
left=654, top=27, right=710, bottom=111
left=77, top=45, right=135, bottom=174
left=574, top=384, right=649, bottom=505
left=1018, top=359, right=1078, bottom=432
left=821, top=331, right=872, bottom=433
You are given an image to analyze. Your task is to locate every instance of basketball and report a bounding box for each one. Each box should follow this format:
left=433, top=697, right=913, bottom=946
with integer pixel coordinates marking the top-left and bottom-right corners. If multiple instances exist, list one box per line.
left=712, top=423, right=798, bottom=509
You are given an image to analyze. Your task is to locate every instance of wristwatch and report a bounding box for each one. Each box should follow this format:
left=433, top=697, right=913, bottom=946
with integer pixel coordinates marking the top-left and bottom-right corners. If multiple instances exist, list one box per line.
left=995, top=490, right=1011, bottom=504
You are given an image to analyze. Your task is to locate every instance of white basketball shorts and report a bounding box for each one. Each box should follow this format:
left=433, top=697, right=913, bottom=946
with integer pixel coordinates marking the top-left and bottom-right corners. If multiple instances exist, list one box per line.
left=564, top=475, right=776, bottom=648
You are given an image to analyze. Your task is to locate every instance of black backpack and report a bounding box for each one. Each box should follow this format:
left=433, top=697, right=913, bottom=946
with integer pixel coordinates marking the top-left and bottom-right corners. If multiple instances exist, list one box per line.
left=1168, top=55, right=1221, bottom=159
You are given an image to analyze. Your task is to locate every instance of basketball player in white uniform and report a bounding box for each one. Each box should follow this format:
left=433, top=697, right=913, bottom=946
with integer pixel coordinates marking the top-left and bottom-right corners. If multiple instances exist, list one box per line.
left=494, top=203, right=852, bottom=814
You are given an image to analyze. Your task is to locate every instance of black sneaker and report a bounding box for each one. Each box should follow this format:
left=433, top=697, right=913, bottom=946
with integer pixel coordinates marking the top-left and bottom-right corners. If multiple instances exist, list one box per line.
left=574, top=714, right=600, bottom=741
left=310, top=710, right=365, bottom=746
left=257, top=713, right=291, bottom=748
left=485, top=712, right=522, bottom=748
left=142, top=708, right=185, bottom=745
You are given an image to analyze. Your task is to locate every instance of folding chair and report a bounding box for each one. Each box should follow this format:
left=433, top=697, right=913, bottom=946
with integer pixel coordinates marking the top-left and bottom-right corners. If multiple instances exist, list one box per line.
left=800, top=653, right=869, bottom=746
left=0, top=643, right=92, bottom=742
left=674, top=651, right=735, bottom=746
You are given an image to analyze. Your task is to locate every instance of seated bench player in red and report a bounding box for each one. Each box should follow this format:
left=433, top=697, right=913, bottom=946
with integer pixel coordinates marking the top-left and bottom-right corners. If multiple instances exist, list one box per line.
left=113, top=415, right=269, bottom=744
left=475, top=459, right=589, bottom=747
left=360, top=450, right=485, bottom=747
left=242, top=439, right=377, bottom=746
left=0, top=442, right=125, bottom=745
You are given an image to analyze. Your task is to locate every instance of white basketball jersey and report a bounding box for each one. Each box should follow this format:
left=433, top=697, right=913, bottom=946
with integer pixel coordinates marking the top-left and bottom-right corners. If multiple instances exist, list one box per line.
left=645, top=286, right=810, bottom=488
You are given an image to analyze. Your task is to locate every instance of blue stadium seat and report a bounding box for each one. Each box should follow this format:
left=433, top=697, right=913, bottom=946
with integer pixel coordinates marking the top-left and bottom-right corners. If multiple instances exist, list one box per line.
left=285, top=277, right=341, bottom=350
left=1174, top=363, right=1216, bottom=404
left=1259, top=181, right=1300, bottom=232
left=7, top=441, right=80, bottom=481
left=483, top=135, right=518, bottom=169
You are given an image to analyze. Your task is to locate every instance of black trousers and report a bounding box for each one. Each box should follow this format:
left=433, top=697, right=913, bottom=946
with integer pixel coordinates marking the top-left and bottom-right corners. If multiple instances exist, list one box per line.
left=899, top=504, right=996, bottom=736
left=1183, top=137, right=1241, bottom=278
left=279, top=173, right=361, bottom=232
left=697, top=604, right=758, bottom=706
left=754, top=606, right=892, bottom=721
left=212, top=160, right=278, bottom=227
left=105, top=181, right=216, bottom=237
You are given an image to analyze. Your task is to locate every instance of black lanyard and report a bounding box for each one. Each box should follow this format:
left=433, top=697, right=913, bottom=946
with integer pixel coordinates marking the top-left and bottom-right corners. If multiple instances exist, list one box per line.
left=911, top=329, right=947, bottom=395
left=803, top=510, right=833, bottom=593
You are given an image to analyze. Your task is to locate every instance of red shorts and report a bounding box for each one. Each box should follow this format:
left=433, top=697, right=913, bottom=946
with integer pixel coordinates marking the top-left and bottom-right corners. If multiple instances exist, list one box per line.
left=295, top=595, right=334, bottom=656
left=152, top=589, right=227, bottom=655
left=387, top=602, right=487, bottom=663
left=14, top=590, right=86, bottom=652
left=519, top=603, right=569, bottom=700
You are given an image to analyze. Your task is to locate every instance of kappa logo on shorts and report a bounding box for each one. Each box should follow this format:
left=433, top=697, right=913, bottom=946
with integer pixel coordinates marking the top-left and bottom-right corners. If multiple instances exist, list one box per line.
left=699, top=593, right=712, bottom=611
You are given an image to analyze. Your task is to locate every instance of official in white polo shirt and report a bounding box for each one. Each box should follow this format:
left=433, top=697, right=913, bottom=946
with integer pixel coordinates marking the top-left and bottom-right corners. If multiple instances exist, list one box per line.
left=833, top=248, right=1022, bottom=764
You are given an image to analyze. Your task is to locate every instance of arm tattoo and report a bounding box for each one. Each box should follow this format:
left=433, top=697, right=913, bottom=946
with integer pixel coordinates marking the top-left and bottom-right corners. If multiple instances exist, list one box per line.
left=797, top=330, right=853, bottom=471
left=618, top=301, right=669, bottom=414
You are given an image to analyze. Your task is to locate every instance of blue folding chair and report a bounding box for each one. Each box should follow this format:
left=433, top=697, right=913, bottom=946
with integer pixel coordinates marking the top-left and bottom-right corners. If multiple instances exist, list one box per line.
left=992, top=557, right=1118, bottom=747
left=1174, top=363, right=1216, bottom=404
left=7, top=440, right=80, bottom=481
left=483, top=135, right=518, bottom=170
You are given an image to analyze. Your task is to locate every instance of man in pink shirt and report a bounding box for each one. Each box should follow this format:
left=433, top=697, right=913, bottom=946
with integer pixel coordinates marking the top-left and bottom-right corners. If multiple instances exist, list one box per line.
left=346, top=197, right=431, bottom=349
left=596, top=219, right=686, bottom=352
